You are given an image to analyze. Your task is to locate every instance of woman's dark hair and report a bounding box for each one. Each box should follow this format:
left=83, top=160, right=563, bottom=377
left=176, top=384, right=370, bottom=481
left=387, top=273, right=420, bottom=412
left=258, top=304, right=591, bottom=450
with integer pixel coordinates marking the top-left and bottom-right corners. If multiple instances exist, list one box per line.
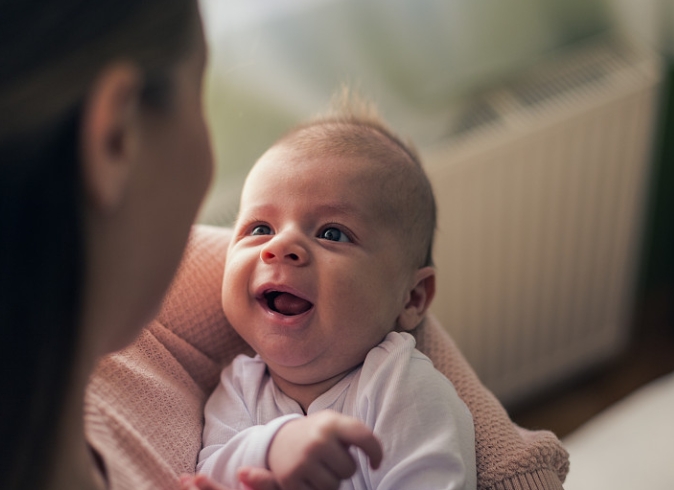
left=0, top=1, right=196, bottom=488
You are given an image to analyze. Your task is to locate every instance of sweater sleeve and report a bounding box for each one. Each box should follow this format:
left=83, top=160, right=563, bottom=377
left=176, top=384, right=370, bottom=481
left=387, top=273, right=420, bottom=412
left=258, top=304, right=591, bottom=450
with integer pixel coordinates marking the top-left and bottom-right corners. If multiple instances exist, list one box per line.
left=196, top=355, right=301, bottom=487
left=359, top=332, right=477, bottom=490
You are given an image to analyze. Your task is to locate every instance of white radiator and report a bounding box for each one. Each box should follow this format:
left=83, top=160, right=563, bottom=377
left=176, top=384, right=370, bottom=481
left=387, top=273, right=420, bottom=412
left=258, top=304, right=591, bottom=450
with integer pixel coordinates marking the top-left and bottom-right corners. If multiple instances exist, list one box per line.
left=423, top=40, right=662, bottom=406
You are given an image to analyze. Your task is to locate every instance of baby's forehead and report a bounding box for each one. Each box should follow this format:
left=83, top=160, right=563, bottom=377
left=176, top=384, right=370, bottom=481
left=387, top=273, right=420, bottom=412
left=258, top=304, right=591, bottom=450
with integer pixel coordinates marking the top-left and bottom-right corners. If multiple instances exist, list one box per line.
left=251, top=149, right=404, bottom=224
left=277, top=129, right=416, bottom=198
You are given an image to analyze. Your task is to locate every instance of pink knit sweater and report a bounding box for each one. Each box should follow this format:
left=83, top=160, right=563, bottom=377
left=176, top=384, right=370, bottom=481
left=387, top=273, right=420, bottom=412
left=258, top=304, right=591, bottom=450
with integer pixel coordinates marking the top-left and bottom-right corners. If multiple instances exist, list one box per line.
left=85, top=225, right=569, bottom=490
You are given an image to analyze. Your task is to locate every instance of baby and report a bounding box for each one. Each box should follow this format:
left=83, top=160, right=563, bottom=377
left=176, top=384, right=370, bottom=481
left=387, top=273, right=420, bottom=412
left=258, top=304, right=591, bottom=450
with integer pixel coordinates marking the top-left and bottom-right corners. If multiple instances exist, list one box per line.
left=197, top=105, right=476, bottom=490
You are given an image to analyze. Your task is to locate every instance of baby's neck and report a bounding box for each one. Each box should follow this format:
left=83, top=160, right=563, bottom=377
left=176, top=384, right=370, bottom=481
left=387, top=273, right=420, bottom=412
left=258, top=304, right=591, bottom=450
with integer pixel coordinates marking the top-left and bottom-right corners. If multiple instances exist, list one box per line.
left=269, top=367, right=357, bottom=414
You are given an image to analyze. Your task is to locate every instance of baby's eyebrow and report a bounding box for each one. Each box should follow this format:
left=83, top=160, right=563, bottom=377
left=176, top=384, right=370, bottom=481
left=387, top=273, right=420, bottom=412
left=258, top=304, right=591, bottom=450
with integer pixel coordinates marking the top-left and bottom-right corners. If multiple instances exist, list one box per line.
left=312, top=202, right=360, bottom=217
left=237, top=204, right=278, bottom=220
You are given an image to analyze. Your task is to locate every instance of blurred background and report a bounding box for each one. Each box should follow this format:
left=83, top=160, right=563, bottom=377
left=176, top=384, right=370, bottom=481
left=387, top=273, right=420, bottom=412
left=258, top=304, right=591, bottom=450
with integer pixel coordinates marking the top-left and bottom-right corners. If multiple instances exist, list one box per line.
left=197, top=1, right=673, bottom=487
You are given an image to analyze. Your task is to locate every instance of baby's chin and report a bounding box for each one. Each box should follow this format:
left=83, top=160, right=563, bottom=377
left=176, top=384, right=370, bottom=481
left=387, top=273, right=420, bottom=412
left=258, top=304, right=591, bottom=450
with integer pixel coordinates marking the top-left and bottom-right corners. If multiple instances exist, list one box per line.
left=258, top=344, right=320, bottom=373
left=261, top=347, right=351, bottom=382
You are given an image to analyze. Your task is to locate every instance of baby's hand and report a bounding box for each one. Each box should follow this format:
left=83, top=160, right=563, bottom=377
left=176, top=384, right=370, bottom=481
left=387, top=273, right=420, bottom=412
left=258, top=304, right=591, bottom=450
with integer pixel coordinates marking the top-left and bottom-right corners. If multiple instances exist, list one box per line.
left=179, top=473, right=233, bottom=490
left=267, top=410, right=382, bottom=490
left=180, top=471, right=280, bottom=490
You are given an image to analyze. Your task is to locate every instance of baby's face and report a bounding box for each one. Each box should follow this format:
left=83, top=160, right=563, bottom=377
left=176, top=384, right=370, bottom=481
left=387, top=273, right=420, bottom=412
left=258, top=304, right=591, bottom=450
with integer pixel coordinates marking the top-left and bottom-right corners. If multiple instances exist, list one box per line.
left=222, top=144, right=416, bottom=389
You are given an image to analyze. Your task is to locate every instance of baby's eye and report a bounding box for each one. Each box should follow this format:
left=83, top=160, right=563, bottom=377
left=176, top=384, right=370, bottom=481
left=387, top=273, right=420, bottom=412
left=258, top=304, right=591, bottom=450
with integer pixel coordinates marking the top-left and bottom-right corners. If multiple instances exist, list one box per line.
left=319, top=227, right=350, bottom=243
left=251, top=225, right=272, bottom=236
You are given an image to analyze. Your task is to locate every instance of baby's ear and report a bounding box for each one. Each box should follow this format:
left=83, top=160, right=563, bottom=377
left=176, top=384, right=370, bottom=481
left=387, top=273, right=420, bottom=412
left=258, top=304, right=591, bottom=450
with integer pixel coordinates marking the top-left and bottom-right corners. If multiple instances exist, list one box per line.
left=397, top=267, right=436, bottom=332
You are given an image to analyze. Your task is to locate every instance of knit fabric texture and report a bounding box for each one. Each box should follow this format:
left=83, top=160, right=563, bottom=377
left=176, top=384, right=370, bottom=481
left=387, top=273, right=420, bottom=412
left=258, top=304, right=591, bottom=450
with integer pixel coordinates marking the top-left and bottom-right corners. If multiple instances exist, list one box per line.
left=85, top=224, right=569, bottom=490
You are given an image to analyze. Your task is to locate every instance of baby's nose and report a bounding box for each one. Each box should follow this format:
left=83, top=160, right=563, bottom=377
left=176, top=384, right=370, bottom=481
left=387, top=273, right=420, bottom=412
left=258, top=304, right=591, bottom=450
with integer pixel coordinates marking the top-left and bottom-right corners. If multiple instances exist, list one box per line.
left=261, top=249, right=301, bottom=262
left=260, top=234, right=309, bottom=265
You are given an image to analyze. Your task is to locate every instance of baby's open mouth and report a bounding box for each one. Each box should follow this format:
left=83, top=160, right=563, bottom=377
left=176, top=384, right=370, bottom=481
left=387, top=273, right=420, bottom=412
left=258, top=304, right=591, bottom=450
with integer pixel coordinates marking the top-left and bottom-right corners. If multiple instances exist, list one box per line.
left=263, top=290, right=313, bottom=316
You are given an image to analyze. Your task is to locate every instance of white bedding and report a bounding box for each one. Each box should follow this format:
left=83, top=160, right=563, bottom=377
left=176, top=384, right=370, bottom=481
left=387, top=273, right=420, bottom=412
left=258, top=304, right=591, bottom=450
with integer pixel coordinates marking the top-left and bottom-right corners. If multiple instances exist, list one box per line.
left=562, top=371, right=674, bottom=490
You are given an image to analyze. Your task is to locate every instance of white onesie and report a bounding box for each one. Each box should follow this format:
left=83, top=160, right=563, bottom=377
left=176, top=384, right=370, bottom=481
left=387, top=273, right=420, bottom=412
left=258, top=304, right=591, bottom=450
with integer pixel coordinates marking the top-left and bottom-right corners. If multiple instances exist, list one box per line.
left=198, top=331, right=476, bottom=490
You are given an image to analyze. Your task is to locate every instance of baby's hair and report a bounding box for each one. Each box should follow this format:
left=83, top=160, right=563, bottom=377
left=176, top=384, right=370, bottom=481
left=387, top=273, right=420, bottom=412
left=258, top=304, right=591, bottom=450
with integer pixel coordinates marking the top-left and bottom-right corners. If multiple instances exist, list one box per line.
left=275, top=88, right=437, bottom=269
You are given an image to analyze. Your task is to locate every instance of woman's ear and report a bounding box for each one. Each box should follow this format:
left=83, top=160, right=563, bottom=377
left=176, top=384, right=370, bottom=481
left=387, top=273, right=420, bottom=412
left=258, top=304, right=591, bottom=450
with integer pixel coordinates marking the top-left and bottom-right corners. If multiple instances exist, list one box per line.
left=397, top=266, right=436, bottom=332
left=80, top=62, right=143, bottom=213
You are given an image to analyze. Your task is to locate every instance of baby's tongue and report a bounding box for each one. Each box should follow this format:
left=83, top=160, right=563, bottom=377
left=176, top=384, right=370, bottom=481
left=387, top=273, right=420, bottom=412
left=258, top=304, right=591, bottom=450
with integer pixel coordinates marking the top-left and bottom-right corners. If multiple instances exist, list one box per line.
left=272, top=293, right=312, bottom=316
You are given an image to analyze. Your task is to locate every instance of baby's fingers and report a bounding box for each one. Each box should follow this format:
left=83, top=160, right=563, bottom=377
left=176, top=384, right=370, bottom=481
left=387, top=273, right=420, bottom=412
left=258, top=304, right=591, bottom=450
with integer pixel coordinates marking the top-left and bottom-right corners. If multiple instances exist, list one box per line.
left=178, top=474, right=198, bottom=490
left=179, top=474, right=234, bottom=490
left=334, top=417, right=383, bottom=470
left=320, top=439, right=357, bottom=479
left=237, top=467, right=281, bottom=490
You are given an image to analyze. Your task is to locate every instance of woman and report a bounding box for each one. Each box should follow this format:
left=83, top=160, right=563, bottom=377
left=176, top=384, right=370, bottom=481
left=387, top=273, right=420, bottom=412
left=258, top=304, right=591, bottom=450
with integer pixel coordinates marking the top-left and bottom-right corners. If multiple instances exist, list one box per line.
left=0, top=1, right=274, bottom=489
